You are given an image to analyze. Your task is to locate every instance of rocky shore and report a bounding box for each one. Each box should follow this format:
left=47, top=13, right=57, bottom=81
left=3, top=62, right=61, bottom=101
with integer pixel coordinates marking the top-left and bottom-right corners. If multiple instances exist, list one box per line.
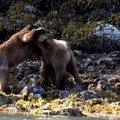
left=0, top=49, right=120, bottom=117
left=0, top=0, right=120, bottom=117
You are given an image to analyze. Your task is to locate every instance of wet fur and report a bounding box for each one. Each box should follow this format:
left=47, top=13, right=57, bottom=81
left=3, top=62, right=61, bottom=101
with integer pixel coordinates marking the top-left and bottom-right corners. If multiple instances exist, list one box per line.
left=35, top=32, right=82, bottom=89
left=0, top=25, right=41, bottom=92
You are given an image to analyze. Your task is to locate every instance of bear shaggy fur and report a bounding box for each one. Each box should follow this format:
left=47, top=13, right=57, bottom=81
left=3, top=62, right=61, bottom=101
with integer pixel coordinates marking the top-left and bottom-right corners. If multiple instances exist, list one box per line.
left=25, top=27, right=83, bottom=89
left=0, top=24, right=42, bottom=92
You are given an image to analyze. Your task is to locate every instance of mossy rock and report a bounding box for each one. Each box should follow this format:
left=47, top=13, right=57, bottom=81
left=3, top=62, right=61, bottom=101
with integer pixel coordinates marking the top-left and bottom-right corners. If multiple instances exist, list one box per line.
left=98, top=90, right=120, bottom=102
left=90, top=98, right=103, bottom=105
left=62, top=21, right=120, bottom=53
left=108, top=12, right=120, bottom=27
left=6, top=1, right=38, bottom=32
left=62, top=22, right=95, bottom=45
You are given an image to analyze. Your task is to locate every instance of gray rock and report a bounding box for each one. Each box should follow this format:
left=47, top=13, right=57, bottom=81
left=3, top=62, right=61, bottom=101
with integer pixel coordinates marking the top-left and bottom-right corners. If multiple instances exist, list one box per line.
left=19, top=74, right=41, bottom=89
left=96, top=80, right=108, bottom=90
left=73, top=82, right=87, bottom=92
left=16, top=60, right=40, bottom=81
left=43, top=108, right=84, bottom=117
left=28, top=86, right=46, bottom=97
left=94, top=23, right=120, bottom=40
left=32, top=94, right=42, bottom=100
left=83, top=58, right=92, bottom=67
left=73, top=50, right=83, bottom=59
left=0, top=94, right=19, bottom=106
left=24, top=5, right=38, bottom=14
left=80, top=90, right=97, bottom=100
left=113, top=84, right=120, bottom=95
left=20, top=85, right=46, bottom=98
left=59, top=90, right=71, bottom=99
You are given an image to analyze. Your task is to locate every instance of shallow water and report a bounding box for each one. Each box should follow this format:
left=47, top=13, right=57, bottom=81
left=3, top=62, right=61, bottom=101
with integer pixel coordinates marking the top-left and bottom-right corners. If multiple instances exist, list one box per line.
left=0, top=114, right=120, bottom=120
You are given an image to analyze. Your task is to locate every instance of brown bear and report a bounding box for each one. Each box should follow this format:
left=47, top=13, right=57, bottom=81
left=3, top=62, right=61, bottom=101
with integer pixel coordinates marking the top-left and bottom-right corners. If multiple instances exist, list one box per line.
left=0, top=24, right=43, bottom=92
left=24, top=27, right=83, bottom=89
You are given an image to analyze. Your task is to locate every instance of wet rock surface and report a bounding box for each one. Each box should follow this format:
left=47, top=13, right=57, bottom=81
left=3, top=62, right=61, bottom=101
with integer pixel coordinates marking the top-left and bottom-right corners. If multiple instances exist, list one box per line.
left=43, top=108, right=84, bottom=117
left=0, top=0, right=120, bottom=117
left=0, top=50, right=120, bottom=116
left=94, top=23, right=120, bottom=40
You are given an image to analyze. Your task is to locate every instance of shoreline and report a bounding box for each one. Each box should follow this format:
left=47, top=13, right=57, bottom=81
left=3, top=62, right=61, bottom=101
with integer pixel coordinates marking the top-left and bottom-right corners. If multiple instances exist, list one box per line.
left=0, top=111, right=120, bottom=118
left=0, top=51, right=120, bottom=118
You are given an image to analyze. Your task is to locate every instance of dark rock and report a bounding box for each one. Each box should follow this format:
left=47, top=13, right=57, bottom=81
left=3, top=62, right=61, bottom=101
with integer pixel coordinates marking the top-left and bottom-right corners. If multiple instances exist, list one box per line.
left=16, top=69, right=24, bottom=81
left=95, top=75, right=108, bottom=82
left=65, top=80, right=74, bottom=89
left=96, top=81, right=108, bottom=91
left=16, top=60, right=40, bottom=79
left=73, top=50, right=83, bottom=59
left=18, top=74, right=41, bottom=89
left=43, top=108, right=84, bottom=117
left=28, top=86, right=46, bottom=97
left=59, top=90, right=71, bottom=99
left=73, top=82, right=88, bottom=92
left=0, top=93, right=19, bottom=106
left=98, top=57, right=113, bottom=65
left=90, top=73, right=100, bottom=79
left=83, top=58, right=92, bottom=67
left=80, top=90, right=97, bottom=100
left=113, top=83, right=120, bottom=95
left=24, top=5, right=37, bottom=14
left=20, top=85, right=46, bottom=98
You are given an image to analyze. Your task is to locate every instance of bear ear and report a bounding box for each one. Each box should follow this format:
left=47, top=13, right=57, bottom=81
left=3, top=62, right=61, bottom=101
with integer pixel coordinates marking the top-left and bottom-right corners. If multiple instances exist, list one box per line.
left=21, top=33, right=32, bottom=43
left=21, top=27, right=50, bottom=43
left=33, top=22, right=43, bottom=28
left=20, top=24, right=36, bottom=32
left=28, top=23, right=43, bottom=30
left=35, top=27, right=50, bottom=34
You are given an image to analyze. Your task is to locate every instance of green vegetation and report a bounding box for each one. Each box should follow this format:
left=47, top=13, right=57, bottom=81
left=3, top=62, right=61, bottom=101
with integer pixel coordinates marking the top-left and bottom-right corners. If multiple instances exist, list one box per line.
left=0, top=0, right=120, bottom=117
left=0, top=0, right=119, bottom=51
left=6, top=1, right=37, bottom=32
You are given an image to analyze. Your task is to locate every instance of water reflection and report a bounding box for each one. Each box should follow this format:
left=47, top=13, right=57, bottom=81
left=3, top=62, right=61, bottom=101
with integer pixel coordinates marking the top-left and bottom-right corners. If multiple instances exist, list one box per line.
left=0, top=113, right=119, bottom=120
